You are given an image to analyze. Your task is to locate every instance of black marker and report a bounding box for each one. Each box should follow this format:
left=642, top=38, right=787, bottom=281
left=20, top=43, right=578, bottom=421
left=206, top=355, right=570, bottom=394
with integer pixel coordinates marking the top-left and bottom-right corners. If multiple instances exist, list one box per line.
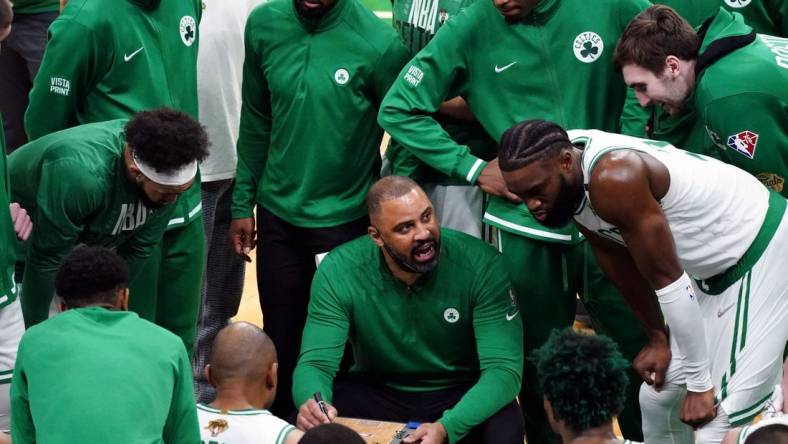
left=313, top=392, right=331, bottom=421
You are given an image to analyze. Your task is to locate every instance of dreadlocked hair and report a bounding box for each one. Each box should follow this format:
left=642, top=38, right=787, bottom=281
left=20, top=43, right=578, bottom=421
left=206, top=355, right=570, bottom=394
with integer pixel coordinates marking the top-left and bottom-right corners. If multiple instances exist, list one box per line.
left=531, top=328, right=630, bottom=434
left=498, top=120, right=573, bottom=172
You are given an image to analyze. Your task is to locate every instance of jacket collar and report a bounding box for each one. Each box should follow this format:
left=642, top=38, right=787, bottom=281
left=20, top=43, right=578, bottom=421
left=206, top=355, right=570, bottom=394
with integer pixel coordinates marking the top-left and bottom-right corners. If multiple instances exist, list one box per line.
left=128, top=0, right=162, bottom=11
left=292, top=0, right=349, bottom=32
left=521, top=0, right=560, bottom=25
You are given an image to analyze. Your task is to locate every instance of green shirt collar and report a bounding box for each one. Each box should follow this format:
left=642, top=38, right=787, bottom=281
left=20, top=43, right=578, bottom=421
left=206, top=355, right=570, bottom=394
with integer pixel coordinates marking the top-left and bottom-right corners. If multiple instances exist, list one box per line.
left=292, top=0, right=349, bottom=32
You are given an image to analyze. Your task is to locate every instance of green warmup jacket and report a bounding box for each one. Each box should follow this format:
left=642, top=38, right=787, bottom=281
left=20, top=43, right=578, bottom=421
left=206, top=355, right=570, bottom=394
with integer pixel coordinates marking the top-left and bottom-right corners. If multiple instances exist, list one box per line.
left=10, top=307, right=200, bottom=443
left=693, top=9, right=788, bottom=196
left=231, top=0, right=409, bottom=227
left=25, top=0, right=203, bottom=230
left=11, top=0, right=59, bottom=14
left=0, top=117, right=16, bottom=309
left=8, top=120, right=177, bottom=326
left=378, top=0, right=650, bottom=244
left=293, top=229, right=523, bottom=443
left=657, top=0, right=786, bottom=34
left=648, top=0, right=786, bottom=158
left=386, top=0, right=497, bottom=185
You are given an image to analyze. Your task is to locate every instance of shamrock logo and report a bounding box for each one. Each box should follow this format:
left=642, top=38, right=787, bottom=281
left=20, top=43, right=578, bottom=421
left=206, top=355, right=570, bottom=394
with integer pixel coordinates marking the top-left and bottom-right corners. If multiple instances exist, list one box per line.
left=580, top=41, right=598, bottom=58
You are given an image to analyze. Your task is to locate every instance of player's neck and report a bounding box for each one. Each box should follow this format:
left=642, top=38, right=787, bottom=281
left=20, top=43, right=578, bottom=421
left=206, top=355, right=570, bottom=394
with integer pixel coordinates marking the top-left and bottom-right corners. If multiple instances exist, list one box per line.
left=209, top=386, right=264, bottom=412
left=565, top=422, right=618, bottom=443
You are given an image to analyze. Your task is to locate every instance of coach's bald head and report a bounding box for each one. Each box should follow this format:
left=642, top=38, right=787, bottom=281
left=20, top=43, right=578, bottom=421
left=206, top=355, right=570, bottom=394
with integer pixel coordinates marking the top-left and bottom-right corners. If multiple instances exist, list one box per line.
left=205, top=322, right=278, bottom=409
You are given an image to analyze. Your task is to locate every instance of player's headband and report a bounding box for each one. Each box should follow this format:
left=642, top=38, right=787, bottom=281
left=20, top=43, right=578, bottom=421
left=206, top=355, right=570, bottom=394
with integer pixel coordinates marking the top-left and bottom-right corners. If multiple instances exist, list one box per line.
left=132, top=151, right=197, bottom=187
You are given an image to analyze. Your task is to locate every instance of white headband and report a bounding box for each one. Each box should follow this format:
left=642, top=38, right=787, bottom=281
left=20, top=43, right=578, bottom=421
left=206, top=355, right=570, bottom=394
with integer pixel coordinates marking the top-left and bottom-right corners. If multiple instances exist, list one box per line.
left=133, top=151, right=197, bottom=187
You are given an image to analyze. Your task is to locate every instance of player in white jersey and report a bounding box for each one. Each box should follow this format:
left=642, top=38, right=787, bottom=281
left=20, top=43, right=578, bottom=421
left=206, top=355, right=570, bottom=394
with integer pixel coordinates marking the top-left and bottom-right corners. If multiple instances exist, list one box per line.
left=498, top=120, right=788, bottom=444
left=197, top=322, right=302, bottom=444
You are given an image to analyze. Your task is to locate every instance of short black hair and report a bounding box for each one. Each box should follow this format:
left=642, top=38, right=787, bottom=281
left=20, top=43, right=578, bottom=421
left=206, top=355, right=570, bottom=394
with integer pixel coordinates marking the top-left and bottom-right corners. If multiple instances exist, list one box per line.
left=366, top=176, right=421, bottom=218
left=532, top=329, right=629, bottom=434
left=55, top=246, right=129, bottom=308
left=745, top=424, right=788, bottom=444
left=499, top=119, right=573, bottom=172
left=0, top=0, right=12, bottom=29
left=125, top=108, right=210, bottom=174
left=299, top=423, right=366, bottom=444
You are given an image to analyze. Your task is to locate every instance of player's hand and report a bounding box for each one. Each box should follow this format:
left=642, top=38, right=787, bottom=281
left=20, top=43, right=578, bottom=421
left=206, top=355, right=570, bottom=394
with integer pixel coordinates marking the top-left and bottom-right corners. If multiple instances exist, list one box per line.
left=680, top=388, right=717, bottom=428
left=403, top=422, right=447, bottom=444
left=229, top=217, right=255, bottom=262
left=634, top=331, right=671, bottom=390
left=296, top=399, right=337, bottom=431
left=476, top=159, right=521, bottom=203
left=9, top=203, right=33, bottom=241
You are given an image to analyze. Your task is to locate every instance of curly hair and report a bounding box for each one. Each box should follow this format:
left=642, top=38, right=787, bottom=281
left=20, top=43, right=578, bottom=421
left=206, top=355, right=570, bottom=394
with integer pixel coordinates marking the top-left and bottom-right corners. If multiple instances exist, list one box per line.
left=125, top=108, right=210, bottom=174
left=300, top=424, right=366, bottom=444
left=532, top=328, right=630, bottom=434
left=55, top=246, right=129, bottom=308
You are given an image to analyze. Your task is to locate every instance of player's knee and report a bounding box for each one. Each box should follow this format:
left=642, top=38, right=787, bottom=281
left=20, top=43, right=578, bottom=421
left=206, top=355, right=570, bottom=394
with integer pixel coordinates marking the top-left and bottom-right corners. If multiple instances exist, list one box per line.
left=639, top=381, right=684, bottom=412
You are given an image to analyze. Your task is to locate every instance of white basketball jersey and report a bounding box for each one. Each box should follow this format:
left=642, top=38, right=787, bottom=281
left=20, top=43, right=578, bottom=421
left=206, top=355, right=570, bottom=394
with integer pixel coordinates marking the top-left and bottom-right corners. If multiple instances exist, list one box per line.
left=569, top=129, right=769, bottom=280
left=197, top=404, right=296, bottom=444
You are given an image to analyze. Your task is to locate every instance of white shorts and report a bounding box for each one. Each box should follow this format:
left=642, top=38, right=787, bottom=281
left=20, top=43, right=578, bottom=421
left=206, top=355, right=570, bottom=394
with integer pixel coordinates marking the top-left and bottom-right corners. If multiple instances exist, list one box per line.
left=0, top=296, right=25, bottom=432
left=666, top=208, right=788, bottom=430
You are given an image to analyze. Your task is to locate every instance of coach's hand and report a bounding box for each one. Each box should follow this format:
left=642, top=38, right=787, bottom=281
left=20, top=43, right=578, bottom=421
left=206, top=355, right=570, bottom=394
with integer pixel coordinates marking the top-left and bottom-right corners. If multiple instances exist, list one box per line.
left=477, top=159, right=521, bottom=203
left=10, top=203, right=33, bottom=241
left=229, top=217, right=256, bottom=262
left=296, top=398, right=337, bottom=431
left=634, top=332, right=671, bottom=390
left=404, top=422, right=447, bottom=444
left=681, top=388, right=717, bottom=428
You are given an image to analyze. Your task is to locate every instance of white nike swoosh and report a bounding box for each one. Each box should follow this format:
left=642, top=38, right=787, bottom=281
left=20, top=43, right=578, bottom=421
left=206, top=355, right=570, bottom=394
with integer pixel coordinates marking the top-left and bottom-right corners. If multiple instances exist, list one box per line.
left=506, top=311, right=519, bottom=321
left=124, top=47, right=144, bottom=62
left=495, top=62, right=517, bottom=73
left=717, top=301, right=736, bottom=318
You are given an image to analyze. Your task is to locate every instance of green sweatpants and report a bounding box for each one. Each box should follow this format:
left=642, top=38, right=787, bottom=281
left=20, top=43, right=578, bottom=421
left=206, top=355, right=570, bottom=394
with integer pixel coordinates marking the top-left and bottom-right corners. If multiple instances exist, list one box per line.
left=498, top=230, right=648, bottom=444
left=129, top=217, right=205, bottom=356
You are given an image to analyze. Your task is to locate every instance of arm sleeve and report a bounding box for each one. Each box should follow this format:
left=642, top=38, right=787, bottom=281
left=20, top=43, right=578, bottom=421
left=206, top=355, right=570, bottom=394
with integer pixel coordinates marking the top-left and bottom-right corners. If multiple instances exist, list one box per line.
left=10, top=341, right=34, bottom=444
left=116, top=205, right=175, bottom=282
left=438, top=253, right=524, bottom=443
left=231, top=18, right=272, bottom=219
left=163, top=343, right=201, bottom=444
left=291, top=260, right=350, bottom=407
left=701, top=93, right=788, bottom=195
left=377, top=19, right=487, bottom=184
left=24, top=20, right=108, bottom=141
left=618, top=0, right=653, bottom=137
left=22, top=162, right=102, bottom=326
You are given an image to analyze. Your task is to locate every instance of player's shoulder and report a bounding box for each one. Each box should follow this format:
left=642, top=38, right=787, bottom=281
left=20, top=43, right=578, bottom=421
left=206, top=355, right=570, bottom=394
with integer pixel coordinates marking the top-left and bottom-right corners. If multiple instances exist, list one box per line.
left=248, top=0, right=291, bottom=22
left=440, top=228, right=501, bottom=269
left=341, top=0, right=403, bottom=54
left=320, top=234, right=377, bottom=270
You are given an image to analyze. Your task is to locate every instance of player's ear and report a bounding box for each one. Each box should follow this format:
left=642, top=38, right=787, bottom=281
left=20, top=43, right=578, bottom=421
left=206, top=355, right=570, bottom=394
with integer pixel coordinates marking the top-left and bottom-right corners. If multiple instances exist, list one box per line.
left=368, top=225, right=384, bottom=247
left=267, top=362, right=278, bottom=390
left=205, top=365, right=216, bottom=388
left=117, top=287, right=129, bottom=311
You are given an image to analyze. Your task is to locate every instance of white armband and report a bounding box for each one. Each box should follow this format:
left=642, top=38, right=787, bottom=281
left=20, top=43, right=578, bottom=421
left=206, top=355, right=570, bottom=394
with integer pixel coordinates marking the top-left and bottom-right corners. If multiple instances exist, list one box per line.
left=655, top=272, right=713, bottom=393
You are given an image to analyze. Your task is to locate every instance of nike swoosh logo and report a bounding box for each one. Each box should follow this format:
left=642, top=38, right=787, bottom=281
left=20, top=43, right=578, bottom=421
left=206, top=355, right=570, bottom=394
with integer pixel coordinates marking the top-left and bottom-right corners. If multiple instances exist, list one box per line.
left=717, top=301, right=736, bottom=318
left=124, top=47, right=144, bottom=62
left=506, top=311, right=519, bottom=321
left=495, top=62, right=517, bottom=73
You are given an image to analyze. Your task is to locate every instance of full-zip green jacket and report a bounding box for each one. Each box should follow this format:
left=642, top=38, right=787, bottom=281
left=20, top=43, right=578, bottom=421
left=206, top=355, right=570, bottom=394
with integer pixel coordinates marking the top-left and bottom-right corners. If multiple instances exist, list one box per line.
left=657, top=0, right=786, bottom=34
left=8, top=120, right=177, bottom=326
left=378, top=0, right=650, bottom=243
left=11, top=307, right=200, bottom=444
left=0, top=117, right=17, bottom=309
left=293, top=229, right=522, bottom=443
left=25, top=0, right=202, bottom=229
left=386, top=0, right=498, bottom=185
left=11, top=0, right=59, bottom=14
left=694, top=9, right=788, bottom=196
left=232, top=0, right=409, bottom=226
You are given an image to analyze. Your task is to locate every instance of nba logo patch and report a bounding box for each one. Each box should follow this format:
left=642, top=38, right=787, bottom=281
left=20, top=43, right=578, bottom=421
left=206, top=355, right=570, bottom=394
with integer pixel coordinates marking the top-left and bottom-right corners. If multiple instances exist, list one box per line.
left=726, top=130, right=759, bottom=159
